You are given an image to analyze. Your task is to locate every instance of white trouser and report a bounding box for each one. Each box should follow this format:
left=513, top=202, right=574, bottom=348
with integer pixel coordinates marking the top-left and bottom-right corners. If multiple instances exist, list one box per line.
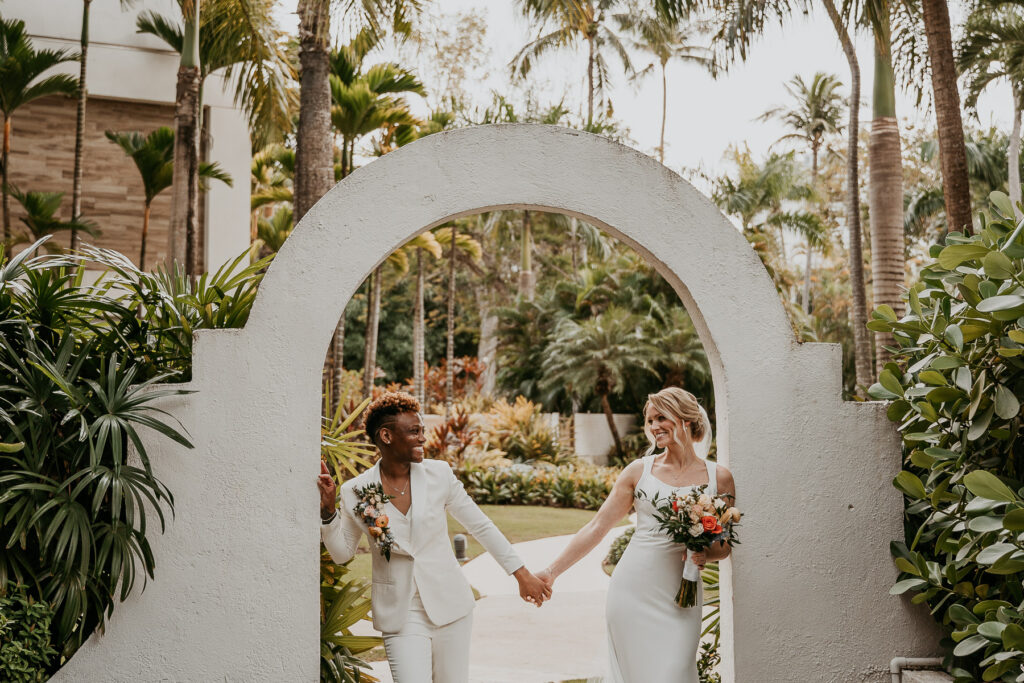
left=382, top=591, right=473, bottom=683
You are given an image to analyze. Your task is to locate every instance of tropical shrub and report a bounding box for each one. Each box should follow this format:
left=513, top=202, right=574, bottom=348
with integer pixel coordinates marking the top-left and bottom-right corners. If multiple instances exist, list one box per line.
left=424, top=407, right=481, bottom=466
left=603, top=526, right=635, bottom=567
left=456, top=462, right=618, bottom=510
left=483, top=396, right=568, bottom=465
left=870, top=193, right=1024, bottom=681
left=0, top=583, right=57, bottom=682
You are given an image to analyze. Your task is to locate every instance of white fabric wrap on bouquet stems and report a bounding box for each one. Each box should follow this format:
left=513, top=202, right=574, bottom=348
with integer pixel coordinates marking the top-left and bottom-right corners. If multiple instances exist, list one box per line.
left=682, top=555, right=701, bottom=582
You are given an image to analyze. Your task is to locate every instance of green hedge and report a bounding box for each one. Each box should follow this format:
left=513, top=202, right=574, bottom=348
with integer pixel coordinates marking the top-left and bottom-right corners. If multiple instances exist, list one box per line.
left=456, top=463, right=618, bottom=510
left=871, top=193, right=1024, bottom=682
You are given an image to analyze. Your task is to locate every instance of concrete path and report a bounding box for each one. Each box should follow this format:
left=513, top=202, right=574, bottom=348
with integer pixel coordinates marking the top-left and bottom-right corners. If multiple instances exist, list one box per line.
left=356, top=528, right=626, bottom=683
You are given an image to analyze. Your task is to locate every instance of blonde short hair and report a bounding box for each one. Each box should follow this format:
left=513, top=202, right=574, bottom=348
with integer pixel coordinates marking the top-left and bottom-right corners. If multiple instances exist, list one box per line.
left=643, top=387, right=706, bottom=449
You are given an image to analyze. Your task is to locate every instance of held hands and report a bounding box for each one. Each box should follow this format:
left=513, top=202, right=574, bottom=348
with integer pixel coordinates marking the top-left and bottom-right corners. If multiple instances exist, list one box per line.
left=513, top=567, right=552, bottom=607
left=318, top=461, right=337, bottom=519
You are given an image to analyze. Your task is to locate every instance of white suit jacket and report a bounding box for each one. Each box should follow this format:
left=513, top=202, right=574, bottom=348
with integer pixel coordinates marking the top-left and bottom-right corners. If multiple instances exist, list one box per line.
left=321, top=458, right=524, bottom=633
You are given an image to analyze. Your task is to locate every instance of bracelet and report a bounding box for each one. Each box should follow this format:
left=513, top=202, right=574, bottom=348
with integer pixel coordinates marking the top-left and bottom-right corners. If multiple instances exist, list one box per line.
left=321, top=510, right=337, bottom=525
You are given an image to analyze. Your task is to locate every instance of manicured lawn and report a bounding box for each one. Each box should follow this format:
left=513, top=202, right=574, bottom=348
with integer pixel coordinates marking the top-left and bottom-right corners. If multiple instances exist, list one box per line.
left=342, top=505, right=627, bottom=586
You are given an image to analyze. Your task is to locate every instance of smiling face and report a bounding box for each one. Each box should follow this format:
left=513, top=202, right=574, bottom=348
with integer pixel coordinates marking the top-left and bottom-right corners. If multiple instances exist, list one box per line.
left=377, top=411, right=426, bottom=464
left=644, top=403, right=690, bottom=450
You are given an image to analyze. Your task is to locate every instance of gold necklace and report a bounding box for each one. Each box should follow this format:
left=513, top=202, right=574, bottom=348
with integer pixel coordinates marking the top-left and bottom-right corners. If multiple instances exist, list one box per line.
left=381, top=469, right=410, bottom=496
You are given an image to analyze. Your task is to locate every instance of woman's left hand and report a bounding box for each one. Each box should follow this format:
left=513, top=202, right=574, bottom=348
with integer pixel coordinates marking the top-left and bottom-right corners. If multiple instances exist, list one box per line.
left=689, top=550, right=707, bottom=569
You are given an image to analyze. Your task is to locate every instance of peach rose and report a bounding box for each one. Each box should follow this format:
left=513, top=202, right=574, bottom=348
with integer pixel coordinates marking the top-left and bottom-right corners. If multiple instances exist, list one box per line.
left=701, top=516, right=718, bottom=532
left=368, top=526, right=383, bottom=538
left=375, top=515, right=389, bottom=528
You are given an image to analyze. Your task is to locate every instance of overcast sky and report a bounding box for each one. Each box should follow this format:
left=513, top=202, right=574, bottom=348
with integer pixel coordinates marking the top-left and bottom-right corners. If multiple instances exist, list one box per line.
left=275, top=1, right=1010, bottom=181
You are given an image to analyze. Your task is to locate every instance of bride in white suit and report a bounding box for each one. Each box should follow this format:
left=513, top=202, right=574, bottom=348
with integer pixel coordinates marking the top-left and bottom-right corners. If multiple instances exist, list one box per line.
left=318, top=392, right=550, bottom=683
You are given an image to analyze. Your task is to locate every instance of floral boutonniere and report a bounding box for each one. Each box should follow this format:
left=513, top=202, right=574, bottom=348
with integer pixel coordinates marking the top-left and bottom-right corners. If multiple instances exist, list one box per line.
left=352, top=483, right=395, bottom=561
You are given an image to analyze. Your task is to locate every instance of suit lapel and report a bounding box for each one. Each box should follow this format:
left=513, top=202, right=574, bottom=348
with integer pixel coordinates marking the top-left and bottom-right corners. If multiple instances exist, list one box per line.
left=409, top=462, right=426, bottom=550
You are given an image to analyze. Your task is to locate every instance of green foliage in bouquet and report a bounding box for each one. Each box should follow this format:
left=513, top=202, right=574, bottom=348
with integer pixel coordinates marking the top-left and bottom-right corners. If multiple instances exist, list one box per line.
left=0, top=583, right=57, bottom=682
left=603, top=526, right=635, bottom=567
left=870, top=193, right=1024, bottom=681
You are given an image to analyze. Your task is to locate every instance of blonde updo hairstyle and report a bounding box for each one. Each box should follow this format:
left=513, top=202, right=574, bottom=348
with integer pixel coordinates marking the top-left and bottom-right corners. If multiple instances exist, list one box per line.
left=643, top=387, right=706, bottom=456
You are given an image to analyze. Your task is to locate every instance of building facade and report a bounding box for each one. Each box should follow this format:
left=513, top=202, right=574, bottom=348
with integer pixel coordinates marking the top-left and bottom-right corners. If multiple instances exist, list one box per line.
left=6, top=0, right=250, bottom=271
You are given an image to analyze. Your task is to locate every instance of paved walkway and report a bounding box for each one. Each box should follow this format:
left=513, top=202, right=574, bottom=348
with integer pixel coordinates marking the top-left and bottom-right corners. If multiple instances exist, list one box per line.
left=356, top=529, right=624, bottom=683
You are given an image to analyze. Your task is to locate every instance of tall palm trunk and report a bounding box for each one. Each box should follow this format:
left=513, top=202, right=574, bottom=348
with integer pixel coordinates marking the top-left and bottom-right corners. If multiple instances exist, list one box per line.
left=413, top=247, right=426, bottom=405
left=478, top=307, right=498, bottom=396
left=71, top=0, right=91, bottom=250
left=598, top=379, right=623, bottom=460
left=330, top=316, right=345, bottom=414
left=586, top=36, right=595, bottom=127
left=658, top=60, right=667, bottom=164
left=803, top=146, right=819, bottom=314
left=823, top=0, right=873, bottom=392
left=141, top=202, right=151, bottom=270
left=2, top=118, right=10, bottom=243
left=1010, top=85, right=1022, bottom=220
left=921, top=0, right=972, bottom=234
left=445, top=223, right=457, bottom=417
left=869, top=14, right=904, bottom=367
left=294, top=0, right=333, bottom=223
left=520, top=210, right=535, bottom=301
left=169, top=2, right=201, bottom=274
left=570, top=216, right=579, bottom=271
left=362, top=267, right=382, bottom=398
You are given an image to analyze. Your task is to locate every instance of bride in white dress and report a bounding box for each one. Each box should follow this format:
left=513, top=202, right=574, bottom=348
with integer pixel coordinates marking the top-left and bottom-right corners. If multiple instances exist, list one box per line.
left=539, top=387, right=736, bottom=683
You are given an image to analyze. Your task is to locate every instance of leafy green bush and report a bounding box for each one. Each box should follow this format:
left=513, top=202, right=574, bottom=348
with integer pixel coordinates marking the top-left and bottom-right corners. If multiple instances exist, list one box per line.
left=456, top=462, right=618, bottom=509
left=483, top=396, right=569, bottom=465
left=0, top=583, right=57, bottom=682
left=870, top=193, right=1024, bottom=681
left=603, top=526, right=635, bottom=567
left=0, top=242, right=268, bottom=668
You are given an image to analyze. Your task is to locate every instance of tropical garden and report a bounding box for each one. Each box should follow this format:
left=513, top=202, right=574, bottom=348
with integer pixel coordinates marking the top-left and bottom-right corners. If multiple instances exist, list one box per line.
left=3, top=0, right=1024, bottom=680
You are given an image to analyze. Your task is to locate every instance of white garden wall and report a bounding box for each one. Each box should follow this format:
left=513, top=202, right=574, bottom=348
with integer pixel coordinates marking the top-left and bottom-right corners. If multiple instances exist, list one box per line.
left=49, top=125, right=941, bottom=682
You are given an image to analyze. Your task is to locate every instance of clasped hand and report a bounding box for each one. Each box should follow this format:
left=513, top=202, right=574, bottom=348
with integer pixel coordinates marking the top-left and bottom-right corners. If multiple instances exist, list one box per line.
left=514, top=566, right=552, bottom=607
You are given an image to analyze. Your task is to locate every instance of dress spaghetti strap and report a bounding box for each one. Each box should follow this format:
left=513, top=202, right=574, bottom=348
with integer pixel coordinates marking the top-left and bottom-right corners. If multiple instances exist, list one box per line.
left=705, top=459, right=717, bottom=497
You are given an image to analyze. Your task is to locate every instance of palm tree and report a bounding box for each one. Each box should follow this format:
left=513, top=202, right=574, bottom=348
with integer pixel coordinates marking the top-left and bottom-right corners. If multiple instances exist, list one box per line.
left=920, top=0, right=972, bottom=233
left=821, top=0, right=872, bottom=394
left=0, top=17, right=79, bottom=244
left=542, top=305, right=661, bottom=459
left=759, top=72, right=844, bottom=313
left=71, top=1, right=138, bottom=251
left=294, top=1, right=416, bottom=223
left=862, top=0, right=905, bottom=367
left=512, top=0, right=634, bottom=126
left=958, top=5, right=1024, bottom=217
left=8, top=187, right=96, bottom=251
left=137, top=0, right=296, bottom=274
left=253, top=205, right=293, bottom=258
left=106, top=127, right=231, bottom=270
left=616, top=6, right=716, bottom=162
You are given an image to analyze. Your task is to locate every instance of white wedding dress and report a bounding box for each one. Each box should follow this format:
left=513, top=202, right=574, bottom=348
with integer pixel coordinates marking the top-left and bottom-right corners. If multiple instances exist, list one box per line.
left=606, top=453, right=717, bottom=683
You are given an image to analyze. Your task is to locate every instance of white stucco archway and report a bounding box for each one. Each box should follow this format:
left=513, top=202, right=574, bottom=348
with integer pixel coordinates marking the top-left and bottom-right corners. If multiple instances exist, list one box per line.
left=52, top=125, right=939, bottom=682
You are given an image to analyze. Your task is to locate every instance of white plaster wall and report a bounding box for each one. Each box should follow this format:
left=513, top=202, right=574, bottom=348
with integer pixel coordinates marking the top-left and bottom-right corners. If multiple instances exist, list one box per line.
left=49, top=125, right=942, bottom=682
left=574, top=412, right=637, bottom=465
left=9, top=0, right=250, bottom=271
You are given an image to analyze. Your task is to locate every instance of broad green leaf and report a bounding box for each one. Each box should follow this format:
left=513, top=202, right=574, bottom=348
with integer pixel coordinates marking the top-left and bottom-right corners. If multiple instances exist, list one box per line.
left=931, top=356, right=964, bottom=370
left=1003, top=508, right=1024, bottom=531
left=966, top=471, right=1020, bottom=502
left=939, top=244, right=991, bottom=270
left=1003, top=623, right=1024, bottom=650
left=969, top=516, right=1006, bottom=533
left=890, top=578, right=927, bottom=595
left=944, top=325, right=964, bottom=351
left=919, top=370, right=947, bottom=386
left=1009, top=329, right=1024, bottom=344
left=875, top=304, right=897, bottom=321
left=969, top=404, right=995, bottom=441
left=894, top=472, right=927, bottom=500
left=978, top=621, right=1007, bottom=640
left=977, top=295, right=1024, bottom=313
left=976, top=543, right=1017, bottom=565
left=983, top=251, right=1015, bottom=279
left=880, top=369, right=904, bottom=396
left=949, top=603, right=980, bottom=625
left=991, top=191, right=1015, bottom=219
left=994, top=384, right=1020, bottom=420
left=953, top=634, right=990, bottom=656
left=0, top=442, right=24, bottom=453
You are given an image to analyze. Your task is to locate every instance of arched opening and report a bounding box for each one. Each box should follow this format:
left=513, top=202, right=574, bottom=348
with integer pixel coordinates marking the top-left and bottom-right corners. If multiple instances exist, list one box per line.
left=321, top=207, right=720, bottom=680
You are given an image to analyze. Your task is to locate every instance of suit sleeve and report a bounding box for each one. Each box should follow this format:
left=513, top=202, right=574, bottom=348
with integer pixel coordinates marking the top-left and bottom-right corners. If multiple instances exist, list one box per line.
left=321, top=486, right=364, bottom=565
left=443, top=464, right=524, bottom=575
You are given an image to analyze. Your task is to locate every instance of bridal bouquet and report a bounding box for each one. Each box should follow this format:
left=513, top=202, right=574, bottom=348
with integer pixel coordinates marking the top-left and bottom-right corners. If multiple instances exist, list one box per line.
left=643, top=486, right=741, bottom=607
left=352, top=483, right=395, bottom=561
